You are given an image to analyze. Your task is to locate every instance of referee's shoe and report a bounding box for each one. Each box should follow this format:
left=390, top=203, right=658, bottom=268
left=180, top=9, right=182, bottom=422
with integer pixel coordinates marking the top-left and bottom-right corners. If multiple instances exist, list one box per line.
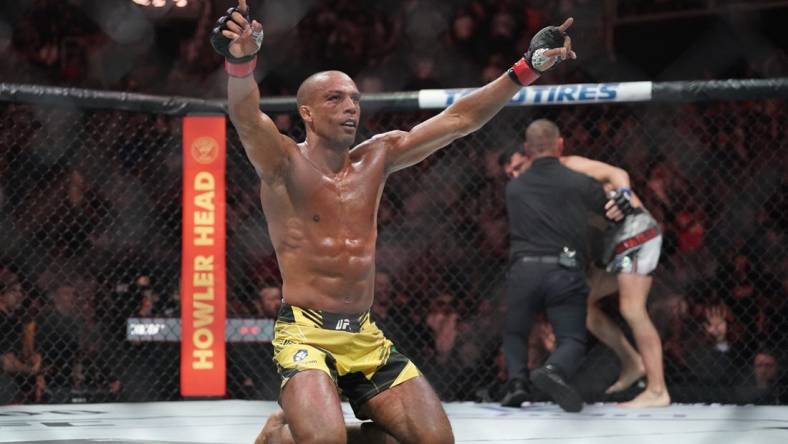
left=500, top=377, right=530, bottom=408
left=530, top=364, right=583, bottom=412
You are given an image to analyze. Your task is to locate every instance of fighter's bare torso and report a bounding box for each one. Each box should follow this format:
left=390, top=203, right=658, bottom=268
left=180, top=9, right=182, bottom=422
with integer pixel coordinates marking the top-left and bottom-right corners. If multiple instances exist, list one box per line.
left=260, top=134, right=392, bottom=313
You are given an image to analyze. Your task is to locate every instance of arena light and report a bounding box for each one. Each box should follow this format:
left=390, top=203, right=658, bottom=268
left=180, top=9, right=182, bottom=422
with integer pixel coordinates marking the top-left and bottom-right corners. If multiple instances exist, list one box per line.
left=132, top=0, right=189, bottom=7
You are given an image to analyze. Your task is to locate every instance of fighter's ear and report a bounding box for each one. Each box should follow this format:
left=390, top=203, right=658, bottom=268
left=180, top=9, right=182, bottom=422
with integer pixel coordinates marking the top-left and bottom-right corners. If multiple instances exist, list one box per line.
left=298, top=105, right=312, bottom=124
left=557, top=137, right=565, bottom=155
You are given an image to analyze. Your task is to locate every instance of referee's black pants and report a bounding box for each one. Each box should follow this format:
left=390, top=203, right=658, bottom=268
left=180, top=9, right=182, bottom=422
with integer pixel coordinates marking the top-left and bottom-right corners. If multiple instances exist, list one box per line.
left=503, top=259, right=589, bottom=382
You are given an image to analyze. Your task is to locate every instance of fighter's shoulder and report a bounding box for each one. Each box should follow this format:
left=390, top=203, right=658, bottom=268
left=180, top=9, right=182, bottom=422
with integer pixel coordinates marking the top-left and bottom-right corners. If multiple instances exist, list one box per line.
left=351, top=131, right=407, bottom=156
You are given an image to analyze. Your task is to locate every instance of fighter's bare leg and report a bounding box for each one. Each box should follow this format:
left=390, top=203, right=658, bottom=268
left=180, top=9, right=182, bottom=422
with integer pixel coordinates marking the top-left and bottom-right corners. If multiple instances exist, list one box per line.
left=616, top=273, right=670, bottom=408
left=256, top=411, right=399, bottom=444
left=254, top=370, right=402, bottom=444
left=347, top=423, right=400, bottom=444
left=586, top=269, right=645, bottom=394
left=256, top=370, right=345, bottom=444
left=255, top=411, right=290, bottom=444
left=359, top=376, right=453, bottom=444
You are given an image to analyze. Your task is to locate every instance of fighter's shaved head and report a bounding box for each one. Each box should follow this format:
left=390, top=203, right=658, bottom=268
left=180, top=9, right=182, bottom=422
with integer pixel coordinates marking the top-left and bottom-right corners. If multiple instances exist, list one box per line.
left=524, top=119, right=561, bottom=157
left=296, top=71, right=355, bottom=108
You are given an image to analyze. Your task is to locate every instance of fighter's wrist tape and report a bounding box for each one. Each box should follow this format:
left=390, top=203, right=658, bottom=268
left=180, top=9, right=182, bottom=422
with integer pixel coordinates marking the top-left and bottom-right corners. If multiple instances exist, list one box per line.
left=225, top=57, right=257, bottom=78
left=507, top=58, right=540, bottom=86
left=617, top=187, right=632, bottom=198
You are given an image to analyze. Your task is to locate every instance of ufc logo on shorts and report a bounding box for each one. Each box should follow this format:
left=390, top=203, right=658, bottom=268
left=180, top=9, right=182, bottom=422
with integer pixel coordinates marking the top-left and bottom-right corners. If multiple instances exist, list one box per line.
left=335, top=319, right=350, bottom=330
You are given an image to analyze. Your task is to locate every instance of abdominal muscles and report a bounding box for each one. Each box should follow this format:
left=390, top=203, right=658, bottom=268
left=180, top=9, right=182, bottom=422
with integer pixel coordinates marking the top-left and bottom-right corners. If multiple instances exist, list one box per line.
left=275, top=220, right=377, bottom=310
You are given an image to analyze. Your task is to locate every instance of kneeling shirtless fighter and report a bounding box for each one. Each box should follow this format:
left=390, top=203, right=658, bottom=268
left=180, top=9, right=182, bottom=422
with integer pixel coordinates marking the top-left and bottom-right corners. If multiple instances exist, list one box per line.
left=210, top=1, right=577, bottom=442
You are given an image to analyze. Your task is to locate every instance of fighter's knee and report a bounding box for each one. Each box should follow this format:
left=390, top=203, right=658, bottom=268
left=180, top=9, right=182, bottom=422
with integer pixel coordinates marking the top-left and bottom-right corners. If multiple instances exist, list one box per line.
left=586, top=305, right=603, bottom=328
left=619, top=299, right=646, bottom=322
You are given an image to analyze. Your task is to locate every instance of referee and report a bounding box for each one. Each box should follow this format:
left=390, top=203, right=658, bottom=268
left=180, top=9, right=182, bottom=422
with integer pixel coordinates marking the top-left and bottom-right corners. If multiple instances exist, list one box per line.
left=500, top=119, right=625, bottom=412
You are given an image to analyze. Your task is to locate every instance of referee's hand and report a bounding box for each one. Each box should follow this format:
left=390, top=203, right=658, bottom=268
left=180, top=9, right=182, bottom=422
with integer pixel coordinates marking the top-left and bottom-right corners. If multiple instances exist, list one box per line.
left=605, top=199, right=625, bottom=221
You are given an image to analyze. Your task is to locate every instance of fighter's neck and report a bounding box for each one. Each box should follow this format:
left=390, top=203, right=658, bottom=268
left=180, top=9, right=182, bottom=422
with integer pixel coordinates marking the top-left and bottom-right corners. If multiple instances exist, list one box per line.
left=299, top=137, right=351, bottom=175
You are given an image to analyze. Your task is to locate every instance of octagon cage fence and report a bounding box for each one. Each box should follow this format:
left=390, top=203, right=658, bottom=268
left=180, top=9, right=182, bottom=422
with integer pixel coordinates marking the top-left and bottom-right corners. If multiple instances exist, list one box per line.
left=0, top=77, right=786, bottom=406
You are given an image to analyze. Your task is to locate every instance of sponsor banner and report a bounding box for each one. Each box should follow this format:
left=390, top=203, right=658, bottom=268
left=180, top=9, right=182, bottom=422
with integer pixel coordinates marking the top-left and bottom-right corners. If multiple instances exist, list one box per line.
left=417, top=81, right=653, bottom=109
left=127, top=318, right=275, bottom=343
left=181, top=115, right=227, bottom=396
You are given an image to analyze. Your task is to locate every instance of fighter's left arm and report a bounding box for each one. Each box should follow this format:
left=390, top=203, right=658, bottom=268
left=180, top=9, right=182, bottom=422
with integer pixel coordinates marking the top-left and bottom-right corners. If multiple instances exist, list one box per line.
left=561, top=155, right=631, bottom=189
left=384, top=18, right=576, bottom=174
left=562, top=155, right=643, bottom=209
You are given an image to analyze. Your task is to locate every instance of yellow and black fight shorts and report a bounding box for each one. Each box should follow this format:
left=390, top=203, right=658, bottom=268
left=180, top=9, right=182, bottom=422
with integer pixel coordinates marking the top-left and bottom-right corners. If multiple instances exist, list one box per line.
left=272, top=302, right=421, bottom=417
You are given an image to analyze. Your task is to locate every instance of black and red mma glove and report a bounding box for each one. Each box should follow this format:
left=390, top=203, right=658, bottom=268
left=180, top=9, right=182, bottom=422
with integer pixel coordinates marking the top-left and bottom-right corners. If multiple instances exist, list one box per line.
left=209, top=6, right=263, bottom=78
left=508, top=20, right=574, bottom=86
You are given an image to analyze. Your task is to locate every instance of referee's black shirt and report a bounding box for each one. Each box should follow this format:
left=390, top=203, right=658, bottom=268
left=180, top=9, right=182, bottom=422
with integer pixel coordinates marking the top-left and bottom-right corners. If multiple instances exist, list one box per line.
left=505, top=156, right=607, bottom=265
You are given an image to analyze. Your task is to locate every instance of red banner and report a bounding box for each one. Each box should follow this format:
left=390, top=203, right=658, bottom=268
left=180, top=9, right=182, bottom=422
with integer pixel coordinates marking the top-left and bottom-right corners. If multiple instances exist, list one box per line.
left=180, top=115, right=227, bottom=396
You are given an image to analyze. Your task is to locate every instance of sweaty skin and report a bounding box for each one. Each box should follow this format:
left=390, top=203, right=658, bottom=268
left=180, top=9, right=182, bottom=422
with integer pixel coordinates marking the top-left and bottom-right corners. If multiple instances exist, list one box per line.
left=222, top=4, right=574, bottom=318
left=220, top=5, right=578, bottom=440
left=261, top=126, right=387, bottom=313
left=234, top=69, right=526, bottom=314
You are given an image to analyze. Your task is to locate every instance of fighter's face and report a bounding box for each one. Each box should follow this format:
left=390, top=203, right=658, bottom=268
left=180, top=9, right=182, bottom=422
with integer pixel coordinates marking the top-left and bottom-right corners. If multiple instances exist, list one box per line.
left=505, top=152, right=529, bottom=179
left=311, top=75, right=361, bottom=148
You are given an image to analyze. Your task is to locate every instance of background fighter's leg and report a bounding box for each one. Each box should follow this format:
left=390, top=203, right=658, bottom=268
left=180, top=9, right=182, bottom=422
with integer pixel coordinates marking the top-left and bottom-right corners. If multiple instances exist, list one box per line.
left=617, top=273, right=670, bottom=408
left=586, top=269, right=645, bottom=394
left=359, top=376, right=454, bottom=444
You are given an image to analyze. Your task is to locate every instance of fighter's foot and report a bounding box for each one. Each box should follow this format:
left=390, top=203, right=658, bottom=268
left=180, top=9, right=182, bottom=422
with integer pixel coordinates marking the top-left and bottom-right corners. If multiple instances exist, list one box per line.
left=619, top=389, right=671, bottom=408
left=254, top=411, right=287, bottom=444
left=605, top=359, right=645, bottom=394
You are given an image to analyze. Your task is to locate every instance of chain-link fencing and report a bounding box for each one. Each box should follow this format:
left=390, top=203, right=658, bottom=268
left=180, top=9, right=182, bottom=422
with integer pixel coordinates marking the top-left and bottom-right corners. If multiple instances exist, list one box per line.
left=0, top=80, right=786, bottom=405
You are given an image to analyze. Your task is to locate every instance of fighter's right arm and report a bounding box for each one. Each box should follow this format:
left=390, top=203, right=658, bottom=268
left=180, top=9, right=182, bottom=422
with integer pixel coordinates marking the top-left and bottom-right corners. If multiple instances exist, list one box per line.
left=212, top=1, right=290, bottom=181
left=227, top=71, right=290, bottom=181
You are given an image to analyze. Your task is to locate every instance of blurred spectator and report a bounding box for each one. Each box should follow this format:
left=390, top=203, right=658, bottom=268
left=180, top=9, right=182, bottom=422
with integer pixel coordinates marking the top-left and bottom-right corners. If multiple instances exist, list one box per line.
left=5, top=0, right=781, bottom=94
left=652, top=292, right=694, bottom=381
left=255, top=284, right=283, bottom=319
left=452, top=296, right=503, bottom=401
left=228, top=282, right=282, bottom=400
left=0, top=268, right=40, bottom=404
left=18, top=167, right=114, bottom=260
left=684, top=303, right=737, bottom=401
left=423, top=291, right=461, bottom=399
left=425, top=292, right=459, bottom=365
left=734, top=350, right=784, bottom=405
left=34, top=283, right=83, bottom=403
left=474, top=349, right=509, bottom=403
left=527, top=318, right=556, bottom=371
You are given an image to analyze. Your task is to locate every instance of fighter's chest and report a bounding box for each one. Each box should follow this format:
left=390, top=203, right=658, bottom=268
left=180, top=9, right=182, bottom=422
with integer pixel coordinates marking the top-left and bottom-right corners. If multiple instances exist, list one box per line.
left=287, top=158, right=384, bottom=216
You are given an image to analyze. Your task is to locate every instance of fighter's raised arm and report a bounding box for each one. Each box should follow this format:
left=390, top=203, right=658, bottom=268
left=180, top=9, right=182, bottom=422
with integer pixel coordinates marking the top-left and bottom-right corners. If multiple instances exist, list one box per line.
left=210, top=0, right=291, bottom=182
left=384, top=18, right=576, bottom=174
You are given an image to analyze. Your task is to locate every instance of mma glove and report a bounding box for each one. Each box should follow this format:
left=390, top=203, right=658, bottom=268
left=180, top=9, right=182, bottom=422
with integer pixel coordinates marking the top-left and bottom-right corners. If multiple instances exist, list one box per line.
left=210, top=6, right=264, bottom=77
left=610, top=188, right=636, bottom=218
left=508, top=25, right=569, bottom=86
